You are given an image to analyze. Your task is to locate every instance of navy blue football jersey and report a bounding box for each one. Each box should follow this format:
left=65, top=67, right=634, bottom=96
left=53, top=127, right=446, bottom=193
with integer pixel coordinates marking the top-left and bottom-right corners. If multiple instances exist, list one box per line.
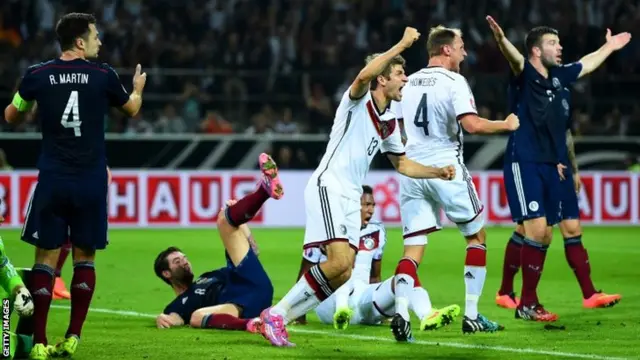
left=505, top=61, right=582, bottom=163
left=17, top=58, right=129, bottom=174
left=163, top=269, right=229, bottom=322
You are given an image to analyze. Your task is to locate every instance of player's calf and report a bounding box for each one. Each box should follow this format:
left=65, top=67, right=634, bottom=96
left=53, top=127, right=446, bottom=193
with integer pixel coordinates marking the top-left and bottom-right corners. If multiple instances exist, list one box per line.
left=64, top=246, right=96, bottom=344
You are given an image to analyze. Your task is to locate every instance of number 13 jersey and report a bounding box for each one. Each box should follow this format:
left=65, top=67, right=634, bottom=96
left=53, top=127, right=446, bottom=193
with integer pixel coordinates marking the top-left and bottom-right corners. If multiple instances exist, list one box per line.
left=392, top=66, right=477, bottom=165
left=309, top=87, right=405, bottom=200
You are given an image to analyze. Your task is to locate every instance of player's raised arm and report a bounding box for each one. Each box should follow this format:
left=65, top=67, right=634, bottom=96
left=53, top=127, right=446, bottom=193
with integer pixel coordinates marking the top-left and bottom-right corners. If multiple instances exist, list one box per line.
left=486, top=16, right=525, bottom=75
left=350, top=27, right=420, bottom=100
left=4, top=69, right=37, bottom=124
left=387, top=154, right=455, bottom=180
left=111, top=64, right=147, bottom=117
left=577, top=29, right=631, bottom=79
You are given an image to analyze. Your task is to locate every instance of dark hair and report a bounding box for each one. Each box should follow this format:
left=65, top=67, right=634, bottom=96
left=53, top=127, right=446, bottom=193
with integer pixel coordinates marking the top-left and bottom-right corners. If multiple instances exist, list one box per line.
left=362, top=185, right=373, bottom=195
left=427, top=26, right=462, bottom=57
left=55, top=13, right=97, bottom=51
left=525, top=26, right=559, bottom=55
left=365, top=53, right=406, bottom=90
left=154, top=246, right=182, bottom=285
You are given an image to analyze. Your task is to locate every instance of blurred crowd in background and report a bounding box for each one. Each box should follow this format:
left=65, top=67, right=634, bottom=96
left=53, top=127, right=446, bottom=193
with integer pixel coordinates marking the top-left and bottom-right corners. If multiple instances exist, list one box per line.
left=1, top=0, right=640, bottom=136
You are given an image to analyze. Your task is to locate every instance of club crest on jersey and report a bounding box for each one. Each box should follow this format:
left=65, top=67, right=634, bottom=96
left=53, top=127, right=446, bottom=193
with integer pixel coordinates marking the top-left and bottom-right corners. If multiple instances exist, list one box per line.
left=552, top=77, right=561, bottom=89
left=358, top=230, right=380, bottom=251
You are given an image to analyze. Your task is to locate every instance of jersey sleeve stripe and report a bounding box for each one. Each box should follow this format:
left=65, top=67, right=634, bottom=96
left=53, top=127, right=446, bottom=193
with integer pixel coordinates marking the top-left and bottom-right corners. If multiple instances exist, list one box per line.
left=456, top=112, right=477, bottom=120
left=316, top=111, right=353, bottom=185
left=382, top=151, right=406, bottom=156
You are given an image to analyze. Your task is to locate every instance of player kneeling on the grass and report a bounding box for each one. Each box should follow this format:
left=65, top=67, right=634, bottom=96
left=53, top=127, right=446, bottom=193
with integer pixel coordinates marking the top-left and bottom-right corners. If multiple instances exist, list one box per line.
left=154, top=153, right=280, bottom=335
left=0, top=223, right=35, bottom=359
left=297, top=186, right=460, bottom=332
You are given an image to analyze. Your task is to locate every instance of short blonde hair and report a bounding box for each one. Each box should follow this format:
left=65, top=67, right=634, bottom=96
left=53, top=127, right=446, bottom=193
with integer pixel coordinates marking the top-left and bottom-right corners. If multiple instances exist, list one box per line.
left=364, top=53, right=406, bottom=89
left=427, top=25, right=462, bottom=57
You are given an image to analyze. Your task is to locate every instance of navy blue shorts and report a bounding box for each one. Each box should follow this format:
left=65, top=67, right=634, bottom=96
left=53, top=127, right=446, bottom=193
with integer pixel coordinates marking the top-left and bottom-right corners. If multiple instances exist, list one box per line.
left=21, top=170, right=108, bottom=250
left=503, top=162, right=562, bottom=226
left=218, top=249, right=273, bottom=319
left=559, top=167, right=580, bottom=221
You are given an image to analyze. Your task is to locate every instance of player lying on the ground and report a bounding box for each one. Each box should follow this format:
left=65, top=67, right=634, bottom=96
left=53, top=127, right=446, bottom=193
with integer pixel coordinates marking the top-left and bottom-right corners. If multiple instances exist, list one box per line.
left=0, top=227, right=35, bottom=359
left=295, top=185, right=460, bottom=331
left=154, top=153, right=281, bottom=334
left=486, top=16, right=624, bottom=319
left=293, top=186, right=460, bottom=330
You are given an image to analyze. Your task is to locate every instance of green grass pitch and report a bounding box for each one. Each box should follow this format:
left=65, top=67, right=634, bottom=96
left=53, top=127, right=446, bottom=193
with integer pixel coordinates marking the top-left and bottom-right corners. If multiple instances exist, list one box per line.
left=2, top=226, right=638, bottom=359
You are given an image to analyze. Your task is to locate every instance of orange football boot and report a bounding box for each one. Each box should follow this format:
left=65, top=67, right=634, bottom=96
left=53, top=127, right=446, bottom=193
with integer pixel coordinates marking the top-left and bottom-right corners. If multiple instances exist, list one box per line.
left=583, top=292, right=621, bottom=308
left=495, top=292, right=520, bottom=309
left=53, top=277, right=71, bottom=300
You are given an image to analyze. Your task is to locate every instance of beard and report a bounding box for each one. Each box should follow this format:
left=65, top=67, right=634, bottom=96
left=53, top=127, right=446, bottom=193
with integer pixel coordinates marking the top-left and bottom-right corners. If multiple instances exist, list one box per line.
left=172, top=267, right=194, bottom=286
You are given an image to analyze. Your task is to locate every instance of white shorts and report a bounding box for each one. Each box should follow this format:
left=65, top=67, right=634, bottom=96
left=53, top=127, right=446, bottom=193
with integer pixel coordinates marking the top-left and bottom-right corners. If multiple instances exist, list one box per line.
left=303, top=184, right=361, bottom=251
left=400, top=163, right=484, bottom=245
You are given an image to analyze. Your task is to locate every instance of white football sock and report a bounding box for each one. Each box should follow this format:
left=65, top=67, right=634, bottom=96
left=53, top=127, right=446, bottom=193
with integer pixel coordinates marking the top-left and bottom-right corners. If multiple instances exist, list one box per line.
left=464, top=265, right=487, bottom=320
left=409, top=286, right=433, bottom=321
left=394, top=274, right=413, bottom=321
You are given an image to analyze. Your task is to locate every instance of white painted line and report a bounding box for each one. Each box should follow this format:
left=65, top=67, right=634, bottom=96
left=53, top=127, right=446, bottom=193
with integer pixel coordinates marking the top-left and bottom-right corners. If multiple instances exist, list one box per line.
left=50, top=305, right=627, bottom=360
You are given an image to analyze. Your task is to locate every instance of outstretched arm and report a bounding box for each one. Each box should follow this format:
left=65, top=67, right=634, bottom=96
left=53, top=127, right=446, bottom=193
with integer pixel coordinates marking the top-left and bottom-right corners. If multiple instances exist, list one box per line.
left=578, top=29, right=631, bottom=79
left=486, top=16, right=525, bottom=75
left=386, top=154, right=455, bottom=180
left=349, top=27, right=420, bottom=100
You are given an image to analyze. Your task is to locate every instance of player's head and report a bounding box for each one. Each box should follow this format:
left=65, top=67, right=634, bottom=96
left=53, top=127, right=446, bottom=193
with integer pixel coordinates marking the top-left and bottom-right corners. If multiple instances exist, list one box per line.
left=56, top=13, right=101, bottom=59
left=361, top=185, right=375, bottom=227
left=427, top=26, right=466, bottom=73
left=525, top=26, right=562, bottom=68
left=154, top=247, right=194, bottom=287
left=365, top=54, right=408, bottom=101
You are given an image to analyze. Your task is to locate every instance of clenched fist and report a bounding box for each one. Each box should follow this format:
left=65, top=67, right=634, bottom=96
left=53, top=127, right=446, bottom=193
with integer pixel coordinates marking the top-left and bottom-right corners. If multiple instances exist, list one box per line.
left=439, top=165, right=456, bottom=180
left=505, top=113, right=520, bottom=131
left=399, top=27, right=421, bottom=49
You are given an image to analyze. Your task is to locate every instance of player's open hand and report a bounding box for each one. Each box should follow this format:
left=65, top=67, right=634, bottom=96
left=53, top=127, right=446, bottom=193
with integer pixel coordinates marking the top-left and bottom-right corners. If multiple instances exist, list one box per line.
left=399, top=27, right=420, bottom=49
left=486, top=16, right=505, bottom=39
left=557, top=163, right=567, bottom=180
left=505, top=113, right=520, bottom=131
left=133, top=64, right=147, bottom=93
left=439, top=165, right=456, bottom=180
left=156, top=314, right=174, bottom=329
left=605, top=29, right=631, bottom=51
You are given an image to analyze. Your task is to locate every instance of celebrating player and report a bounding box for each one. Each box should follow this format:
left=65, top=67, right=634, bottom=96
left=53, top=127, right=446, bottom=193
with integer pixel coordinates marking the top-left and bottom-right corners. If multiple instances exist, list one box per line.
left=390, top=25, right=519, bottom=340
left=154, top=154, right=281, bottom=333
left=300, top=185, right=460, bottom=332
left=3, top=13, right=146, bottom=359
left=486, top=16, right=623, bottom=314
left=259, top=27, right=456, bottom=347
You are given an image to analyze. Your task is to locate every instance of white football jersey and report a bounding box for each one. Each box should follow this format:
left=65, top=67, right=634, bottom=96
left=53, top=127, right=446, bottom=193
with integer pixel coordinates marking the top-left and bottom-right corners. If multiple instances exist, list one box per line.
left=391, top=66, right=477, bottom=164
left=309, top=87, right=405, bottom=199
left=303, top=220, right=387, bottom=284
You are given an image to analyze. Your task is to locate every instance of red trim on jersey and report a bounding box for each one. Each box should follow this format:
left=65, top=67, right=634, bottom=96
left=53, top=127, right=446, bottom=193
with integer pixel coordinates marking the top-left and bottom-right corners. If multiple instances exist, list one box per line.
left=366, top=101, right=397, bottom=140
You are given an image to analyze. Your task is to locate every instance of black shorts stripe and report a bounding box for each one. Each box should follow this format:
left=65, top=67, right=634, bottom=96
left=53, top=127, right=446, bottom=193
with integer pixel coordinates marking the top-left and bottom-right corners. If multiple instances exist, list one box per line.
left=318, top=187, right=335, bottom=239
left=454, top=122, right=481, bottom=214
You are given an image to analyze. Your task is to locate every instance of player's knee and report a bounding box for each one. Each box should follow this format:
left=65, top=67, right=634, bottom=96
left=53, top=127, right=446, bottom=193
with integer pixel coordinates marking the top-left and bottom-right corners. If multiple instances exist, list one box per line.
left=464, top=227, right=486, bottom=246
left=73, top=245, right=95, bottom=263
left=325, top=242, right=355, bottom=275
left=216, top=209, right=235, bottom=231
left=522, top=218, right=548, bottom=243
left=560, top=219, right=581, bottom=238
left=515, top=223, right=525, bottom=236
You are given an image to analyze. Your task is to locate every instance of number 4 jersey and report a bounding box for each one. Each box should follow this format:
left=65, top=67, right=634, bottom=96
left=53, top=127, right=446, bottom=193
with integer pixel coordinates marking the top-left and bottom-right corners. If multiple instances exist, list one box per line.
left=17, top=58, right=130, bottom=174
left=392, top=66, right=477, bottom=165
left=309, top=87, right=405, bottom=200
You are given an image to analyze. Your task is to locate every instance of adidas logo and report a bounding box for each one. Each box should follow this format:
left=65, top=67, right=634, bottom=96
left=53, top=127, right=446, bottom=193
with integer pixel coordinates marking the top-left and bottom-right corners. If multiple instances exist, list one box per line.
left=464, top=271, right=474, bottom=279
left=73, top=282, right=92, bottom=291
left=33, top=287, right=51, bottom=296
left=182, top=297, right=188, bottom=304
left=397, top=278, right=408, bottom=285
left=32, top=231, right=39, bottom=239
